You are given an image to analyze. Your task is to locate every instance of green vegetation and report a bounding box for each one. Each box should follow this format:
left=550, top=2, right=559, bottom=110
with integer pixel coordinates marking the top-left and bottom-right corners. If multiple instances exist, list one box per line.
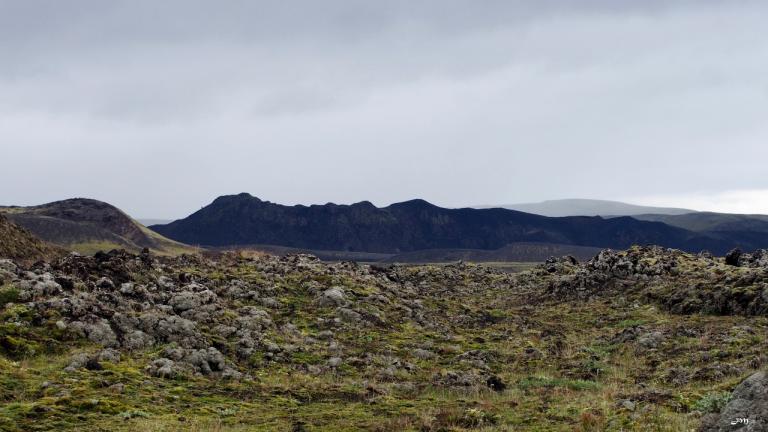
left=0, top=248, right=765, bottom=430
left=517, top=376, right=601, bottom=392
left=1, top=299, right=761, bottom=430
left=67, top=241, right=129, bottom=256
left=693, top=392, right=732, bottom=414
left=0, top=286, right=19, bottom=308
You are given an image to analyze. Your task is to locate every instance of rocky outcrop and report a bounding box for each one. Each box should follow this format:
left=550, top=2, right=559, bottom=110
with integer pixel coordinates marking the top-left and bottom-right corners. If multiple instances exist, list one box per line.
left=0, top=248, right=518, bottom=383
left=726, top=249, right=768, bottom=268
left=541, top=246, right=681, bottom=300
left=537, top=246, right=768, bottom=316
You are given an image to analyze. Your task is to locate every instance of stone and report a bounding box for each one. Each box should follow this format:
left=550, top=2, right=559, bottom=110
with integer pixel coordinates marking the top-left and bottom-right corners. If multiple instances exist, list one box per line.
left=725, top=249, right=743, bottom=267
left=155, top=316, right=202, bottom=347
left=122, top=330, right=155, bottom=351
left=185, top=348, right=227, bottom=375
left=621, top=400, right=636, bottom=411
left=169, top=291, right=201, bottom=312
left=486, top=375, right=506, bottom=392
left=221, top=367, right=244, bottom=380
left=84, top=358, right=103, bottom=371
left=259, top=297, right=281, bottom=308
left=412, top=349, right=436, bottom=360
left=699, top=371, right=768, bottom=431
left=317, top=330, right=334, bottom=340
left=336, top=307, right=361, bottom=323
left=64, top=353, right=91, bottom=372
left=98, top=348, right=121, bottom=363
left=432, top=370, right=483, bottom=387
left=17, top=273, right=61, bottom=300
left=0, top=259, right=17, bottom=273
left=146, top=358, right=178, bottom=378
left=96, top=277, right=115, bottom=290
left=637, top=331, right=665, bottom=349
left=80, top=319, right=119, bottom=348
left=317, top=287, right=346, bottom=307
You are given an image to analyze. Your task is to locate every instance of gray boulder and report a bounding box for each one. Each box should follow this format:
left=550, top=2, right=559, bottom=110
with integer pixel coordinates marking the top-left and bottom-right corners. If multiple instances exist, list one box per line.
left=98, top=348, right=122, bottom=363
left=169, top=289, right=217, bottom=313
left=17, top=273, right=61, bottom=300
left=637, top=331, right=665, bottom=349
left=63, top=353, right=92, bottom=372
left=0, top=259, right=16, bottom=284
left=154, top=315, right=204, bottom=348
left=0, top=259, right=17, bottom=274
left=122, top=330, right=155, bottom=351
left=69, top=319, right=119, bottom=348
left=317, top=287, right=346, bottom=307
left=700, top=371, right=768, bottom=431
left=146, top=358, right=178, bottom=378
left=185, top=348, right=227, bottom=375
left=95, top=277, right=115, bottom=290
left=336, top=307, right=362, bottom=323
left=412, top=349, right=437, bottom=360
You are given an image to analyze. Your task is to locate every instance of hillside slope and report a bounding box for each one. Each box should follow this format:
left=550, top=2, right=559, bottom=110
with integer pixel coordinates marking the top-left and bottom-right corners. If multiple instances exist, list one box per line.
left=0, top=213, right=63, bottom=265
left=1, top=199, right=193, bottom=255
left=151, top=193, right=736, bottom=254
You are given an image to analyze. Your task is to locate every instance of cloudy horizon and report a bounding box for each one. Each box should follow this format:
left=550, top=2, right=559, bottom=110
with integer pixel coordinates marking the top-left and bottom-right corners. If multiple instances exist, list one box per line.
left=2, top=1, right=767, bottom=219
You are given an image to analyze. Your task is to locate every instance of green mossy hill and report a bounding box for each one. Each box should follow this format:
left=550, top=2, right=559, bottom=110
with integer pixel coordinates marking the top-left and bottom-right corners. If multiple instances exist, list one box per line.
left=0, top=247, right=767, bottom=431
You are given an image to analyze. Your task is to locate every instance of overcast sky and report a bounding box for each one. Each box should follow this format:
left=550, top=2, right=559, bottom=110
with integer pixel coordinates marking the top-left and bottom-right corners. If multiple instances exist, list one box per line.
left=1, top=1, right=767, bottom=218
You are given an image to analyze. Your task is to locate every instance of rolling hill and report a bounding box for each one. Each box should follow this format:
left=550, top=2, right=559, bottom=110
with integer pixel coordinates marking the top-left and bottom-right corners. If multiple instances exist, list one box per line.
left=632, top=212, right=768, bottom=233
left=1, top=199, right=194, bottom=255
left=630, top=212, right=768, bottom=253
left=150, top=193, right=740, bottom=255
left=482, top=199, right=695, bottom=217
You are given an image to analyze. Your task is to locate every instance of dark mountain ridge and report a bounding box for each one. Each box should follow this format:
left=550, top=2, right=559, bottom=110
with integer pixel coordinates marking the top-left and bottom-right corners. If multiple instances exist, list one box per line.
left=151, top=193, right=741, bottom=254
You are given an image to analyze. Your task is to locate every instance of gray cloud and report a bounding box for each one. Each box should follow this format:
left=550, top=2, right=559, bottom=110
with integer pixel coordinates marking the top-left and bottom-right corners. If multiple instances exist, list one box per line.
left=1, top=0, right=767, bottom=217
